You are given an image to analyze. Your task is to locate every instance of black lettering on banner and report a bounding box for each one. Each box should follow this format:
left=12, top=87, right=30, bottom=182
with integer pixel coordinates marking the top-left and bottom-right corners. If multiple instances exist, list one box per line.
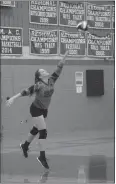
left=59, top=30, right=86, bottom=56
left=29, top=29, right=58, bottom=55
left=86, top=3, right=111, bottom=29
left=112, top=5, right=115, bottom=29
left=0, top=1, right=15, bottom=7
left=59, top=1, right=85, bottom=27
left=0, top=27, right=23, bottom=55
left=29, top=1, right=58, bottom=25
left=87, top=32, right=112, bottom=57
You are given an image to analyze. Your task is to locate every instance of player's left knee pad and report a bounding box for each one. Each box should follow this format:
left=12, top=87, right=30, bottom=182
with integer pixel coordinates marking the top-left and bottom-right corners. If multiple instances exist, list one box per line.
left=39, top=129, right=47, bottom=139
left=30, top=126, right=39, bottom=135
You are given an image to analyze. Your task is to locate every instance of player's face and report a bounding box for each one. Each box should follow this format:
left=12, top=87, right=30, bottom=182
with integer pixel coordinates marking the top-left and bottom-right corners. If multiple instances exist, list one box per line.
left=39, top=69, right=50, bottom=79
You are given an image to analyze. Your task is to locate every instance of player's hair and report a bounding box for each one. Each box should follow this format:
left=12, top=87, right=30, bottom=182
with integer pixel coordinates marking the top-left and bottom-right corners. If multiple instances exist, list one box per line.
left=35, top=70, right=41, bottom=83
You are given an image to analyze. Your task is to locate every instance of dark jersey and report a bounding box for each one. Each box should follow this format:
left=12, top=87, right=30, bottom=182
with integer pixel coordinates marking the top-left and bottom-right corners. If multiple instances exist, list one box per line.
left=21, top=62, right=63, bottom=109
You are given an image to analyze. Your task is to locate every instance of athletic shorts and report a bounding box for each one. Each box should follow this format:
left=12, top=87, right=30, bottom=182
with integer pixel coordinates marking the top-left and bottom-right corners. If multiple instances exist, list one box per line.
left=30, top=103, right=48, bottom=118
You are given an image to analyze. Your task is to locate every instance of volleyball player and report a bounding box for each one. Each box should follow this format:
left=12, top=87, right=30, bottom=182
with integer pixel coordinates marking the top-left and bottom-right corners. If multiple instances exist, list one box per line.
left=6, top=51, right=68, bottom=170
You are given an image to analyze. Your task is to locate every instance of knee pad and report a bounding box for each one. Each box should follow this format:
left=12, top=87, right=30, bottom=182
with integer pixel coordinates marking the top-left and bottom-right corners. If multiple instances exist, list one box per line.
left=39, top=129, right=47, bottom=139
left=30, top=126, right=39, bottom=135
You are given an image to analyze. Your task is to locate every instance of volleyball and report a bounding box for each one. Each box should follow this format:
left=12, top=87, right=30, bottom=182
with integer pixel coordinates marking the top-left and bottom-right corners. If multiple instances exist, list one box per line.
left=76, top=21, right=88, bottom=31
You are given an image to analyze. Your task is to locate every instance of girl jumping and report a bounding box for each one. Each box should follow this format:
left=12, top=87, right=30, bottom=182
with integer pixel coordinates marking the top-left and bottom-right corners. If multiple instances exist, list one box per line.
left=6, top=51, right=68, bottom=170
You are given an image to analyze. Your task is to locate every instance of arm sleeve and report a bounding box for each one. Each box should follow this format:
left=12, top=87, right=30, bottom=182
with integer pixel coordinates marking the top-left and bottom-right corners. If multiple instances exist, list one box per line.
left=51, top=61, right=64, bottom=83
left=21, top=85, right=34, bottom=96
left=21, top=82, right=41, bottom=96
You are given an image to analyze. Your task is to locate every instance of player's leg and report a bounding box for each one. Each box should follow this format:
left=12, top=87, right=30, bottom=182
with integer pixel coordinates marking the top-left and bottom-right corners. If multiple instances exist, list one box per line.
left=36, top=112, right=49, bottom=169
left=21, top=115, right=47, bottom=160
left=20, top=125, right=39, bottom=158
left=20, top=103, right=39, bottom=158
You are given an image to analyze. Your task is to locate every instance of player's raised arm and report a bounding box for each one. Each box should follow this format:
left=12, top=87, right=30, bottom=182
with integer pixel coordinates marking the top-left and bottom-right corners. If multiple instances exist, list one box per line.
left=51, top=51, right=68, bottom=82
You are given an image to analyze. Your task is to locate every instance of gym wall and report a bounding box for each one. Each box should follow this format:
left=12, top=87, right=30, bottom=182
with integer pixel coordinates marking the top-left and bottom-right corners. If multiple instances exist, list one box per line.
left=1, top=60, right=114, bottom=138
left=1, top=0, right=114, bottom=138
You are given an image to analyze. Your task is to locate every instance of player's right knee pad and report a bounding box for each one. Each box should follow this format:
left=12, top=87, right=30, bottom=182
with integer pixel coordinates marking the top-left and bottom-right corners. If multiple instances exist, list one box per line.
left=30, top=126, right=39, bottom=135
left=39, top=129, right=47, bottom=139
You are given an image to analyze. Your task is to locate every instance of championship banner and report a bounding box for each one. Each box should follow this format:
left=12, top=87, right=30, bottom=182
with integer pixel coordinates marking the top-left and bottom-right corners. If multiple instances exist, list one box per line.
left=59, top=1, right=85, bottom=27
left=87, top=33, right=112, bottom=58
left=0, top=1, right=15, bottom=7
left=29, top=1, right=58, bottom=25
left=86, top=3, right=111, bottom=29
left=59, top=30, right=86, bottom=56
left=0, top=27, right=23, bottom=55
left=112, top=5, right=115, bottom=29
left=29, top=29, right=58, bottom=55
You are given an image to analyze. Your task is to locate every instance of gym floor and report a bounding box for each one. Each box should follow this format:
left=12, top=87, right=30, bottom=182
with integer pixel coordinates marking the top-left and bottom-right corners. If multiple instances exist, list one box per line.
left=1, top=130, right=114, bottom=184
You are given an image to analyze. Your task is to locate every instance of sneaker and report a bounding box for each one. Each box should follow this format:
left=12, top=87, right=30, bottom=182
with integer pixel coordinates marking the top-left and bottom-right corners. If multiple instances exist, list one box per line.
left=20, top=143, right=29, bottom=158
left=37, top=156, right=49, bottom=169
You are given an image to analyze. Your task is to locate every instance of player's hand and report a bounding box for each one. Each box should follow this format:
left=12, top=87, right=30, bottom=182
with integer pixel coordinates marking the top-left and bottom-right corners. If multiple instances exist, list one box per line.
left=6, top=97, right=14, bottom=107
left=61, top=51, right=69, bottom=64
left=64, top=50, right=69, bottom=59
